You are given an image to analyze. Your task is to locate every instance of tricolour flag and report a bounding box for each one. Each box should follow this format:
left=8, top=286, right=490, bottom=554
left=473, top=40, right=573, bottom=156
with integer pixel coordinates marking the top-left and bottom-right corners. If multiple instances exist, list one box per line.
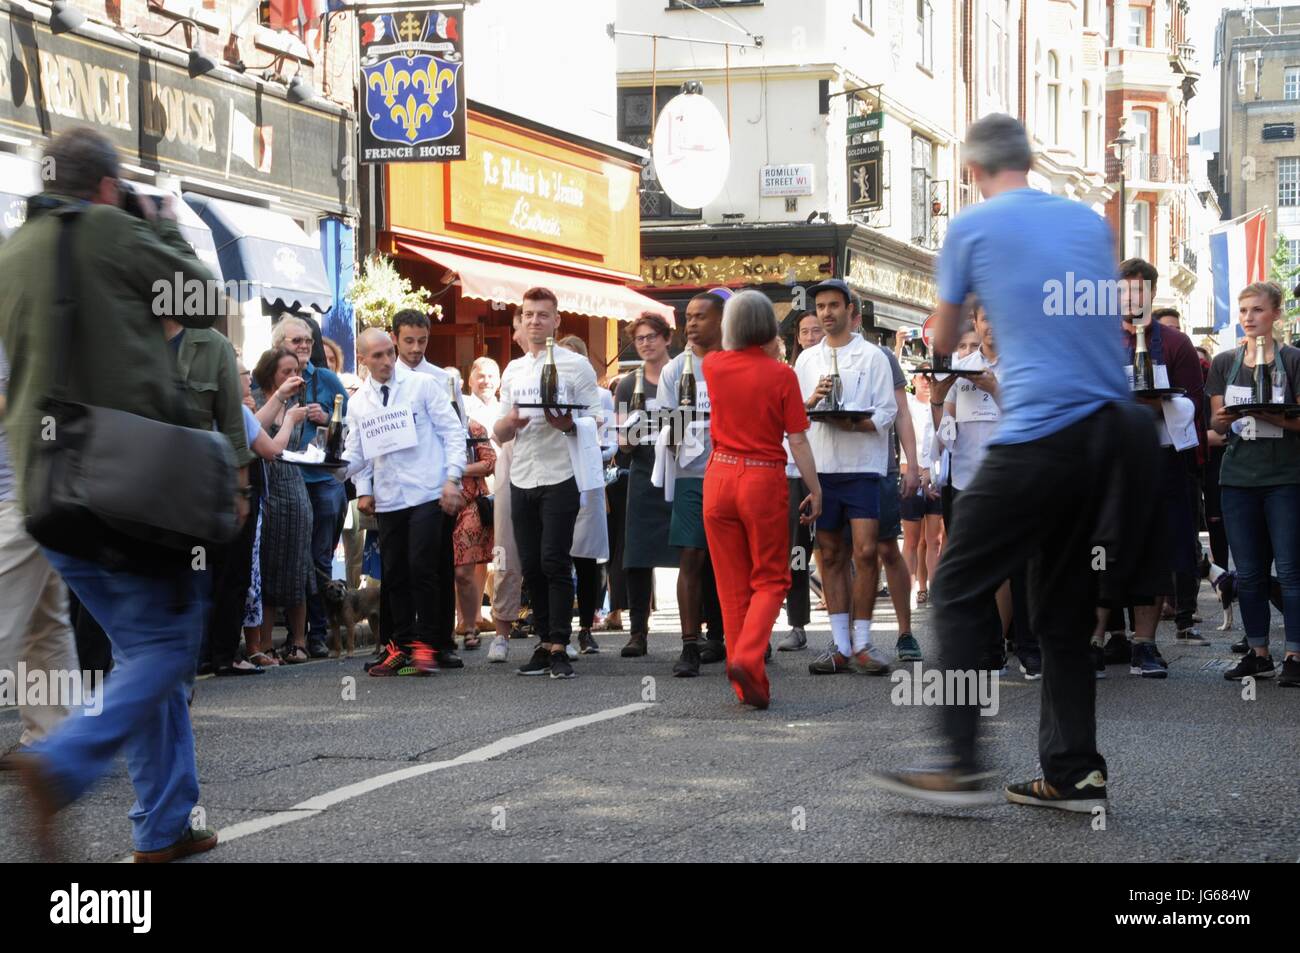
left=1208, top=209, right=1268, bottom=333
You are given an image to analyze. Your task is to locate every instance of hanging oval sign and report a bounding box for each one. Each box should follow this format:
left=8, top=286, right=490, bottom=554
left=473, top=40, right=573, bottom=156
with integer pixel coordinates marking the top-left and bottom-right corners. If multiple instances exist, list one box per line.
left=651, top=92, right=731, bottom=210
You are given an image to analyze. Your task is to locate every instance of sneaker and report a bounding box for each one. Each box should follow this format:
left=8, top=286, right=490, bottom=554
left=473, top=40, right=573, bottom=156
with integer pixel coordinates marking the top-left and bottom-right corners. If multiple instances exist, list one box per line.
left=1129, top=640, right=1168, bottom=679
left=133, top=825, right=220, bottom=864
left=549, top=651, right=576, bottom=680
left=564, top=642, right=579, bottom=660
left=438, top=648, right=464, bottom=669
left=405, top=642, right=439, bottom=676
left=1005, top=771, right=1108, bottom=814
left=577, top=629, right=600, bottom=654
left=698, top=639, right=726, bottom=664
left=1102, top=632, right=1131, bottom=665
left=620, top=633, right=648, bottom=657
left=866, top=766, right=1002, bottom=807
left=368, top=642, right=409, bottom=678
left=895, top=632, right=923, bottom=662
left=487, top=635, right=509, bottom=663
left=808, top=650, right=853, bottom=675
left=1230, top=635, right=1250, bottom=655
left=307, top=640, right=330, bottom=659
left=1018, top=647, right=1042, bottom=681
left=517, top=646, right=552, bottom=676
left=1175, top=627, right=1209, bottom=646
left=1092, top=643, right=1106, bottom=679
left=1279, top=656, right=1300, bottom=688
left=777, top=627, right=807, bottom=651
left=672, top=641, right=701, bottom=678
left=1224, top=652, right=1275, bottom=681
left=980, top=650, right=1008, bottom=677
left=850, top=647, right=890, bottom=675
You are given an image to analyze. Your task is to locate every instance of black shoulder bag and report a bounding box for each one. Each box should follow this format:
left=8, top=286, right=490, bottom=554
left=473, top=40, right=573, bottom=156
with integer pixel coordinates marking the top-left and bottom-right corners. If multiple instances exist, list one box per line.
left=23, top=205, right=241, bottom=573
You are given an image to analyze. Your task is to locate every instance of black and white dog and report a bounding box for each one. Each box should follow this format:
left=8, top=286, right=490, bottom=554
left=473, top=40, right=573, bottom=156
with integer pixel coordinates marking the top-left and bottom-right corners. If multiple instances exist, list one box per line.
left=1204, top=558, right=1283, bottom=631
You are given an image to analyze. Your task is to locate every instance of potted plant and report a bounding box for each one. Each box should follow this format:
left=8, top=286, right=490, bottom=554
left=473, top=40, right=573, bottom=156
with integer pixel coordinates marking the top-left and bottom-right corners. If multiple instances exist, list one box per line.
left=346, top=253, right=441, bottom=330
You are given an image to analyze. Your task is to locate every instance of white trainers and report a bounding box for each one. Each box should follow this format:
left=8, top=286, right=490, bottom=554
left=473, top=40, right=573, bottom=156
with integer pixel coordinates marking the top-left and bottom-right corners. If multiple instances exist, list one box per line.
left=487, top=635, right=509, bottom=663
left=565, top=642, right=579, bottom=660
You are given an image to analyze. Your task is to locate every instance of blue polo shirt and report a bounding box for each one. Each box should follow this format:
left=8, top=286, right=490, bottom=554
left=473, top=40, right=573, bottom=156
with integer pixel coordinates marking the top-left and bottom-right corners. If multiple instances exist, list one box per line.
left=293, top=362, right=349, bottom=483
left=937, top=187, right=1129, bottom=446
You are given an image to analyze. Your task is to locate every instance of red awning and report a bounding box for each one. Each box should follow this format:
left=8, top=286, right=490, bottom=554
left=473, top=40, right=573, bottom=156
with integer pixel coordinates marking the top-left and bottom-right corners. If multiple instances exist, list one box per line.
left=397, top=243, right=676, bottom=327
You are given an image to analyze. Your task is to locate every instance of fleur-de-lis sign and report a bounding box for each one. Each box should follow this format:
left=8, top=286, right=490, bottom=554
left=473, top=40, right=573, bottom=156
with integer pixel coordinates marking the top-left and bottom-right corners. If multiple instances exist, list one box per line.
left=367, top=61, right=411, bottom=110
left=391, top=94, right=434, bottom=141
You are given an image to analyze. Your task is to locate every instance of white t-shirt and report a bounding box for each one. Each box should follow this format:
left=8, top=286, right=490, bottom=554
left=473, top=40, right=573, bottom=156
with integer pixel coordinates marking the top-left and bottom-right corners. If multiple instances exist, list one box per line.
left=939, top=348, right=1003, bottom=491
left=498, top=347, right=602, bottom=490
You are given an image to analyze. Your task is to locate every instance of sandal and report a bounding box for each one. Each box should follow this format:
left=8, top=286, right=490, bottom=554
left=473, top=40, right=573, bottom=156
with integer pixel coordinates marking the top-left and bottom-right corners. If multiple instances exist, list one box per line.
left=460, top=629, right=481, bottom=650
left=598, top=615, right=625, bottom=632
left=916, top=590, right=928, bottom=606
left=248, top=652, right=280, bottom=667
left=215, top=660, right=263, bottom=676
left=281, top=645, right=309, bottom=664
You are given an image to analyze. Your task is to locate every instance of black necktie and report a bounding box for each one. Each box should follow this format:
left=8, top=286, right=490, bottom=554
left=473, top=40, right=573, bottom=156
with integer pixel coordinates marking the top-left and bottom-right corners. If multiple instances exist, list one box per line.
left=381, top=384, right=389, bottom=407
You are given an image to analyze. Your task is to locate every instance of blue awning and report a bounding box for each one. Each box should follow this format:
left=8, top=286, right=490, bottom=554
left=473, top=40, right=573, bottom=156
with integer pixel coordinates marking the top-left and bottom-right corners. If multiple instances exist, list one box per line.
left=0, top=153, right=42, bottom=240
left=183, top=193, right=332, bottom=312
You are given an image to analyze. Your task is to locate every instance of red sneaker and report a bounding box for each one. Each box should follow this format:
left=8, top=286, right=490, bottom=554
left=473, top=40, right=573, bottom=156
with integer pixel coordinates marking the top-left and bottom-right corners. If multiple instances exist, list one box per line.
left=368, top=642, right=409, bottom=678
left=406, top=642, right=439, bottom=676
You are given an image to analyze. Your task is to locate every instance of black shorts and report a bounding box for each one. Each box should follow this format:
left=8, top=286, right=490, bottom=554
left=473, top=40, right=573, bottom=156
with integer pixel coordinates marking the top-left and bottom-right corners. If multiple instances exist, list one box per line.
left=900, top=487, right=943, bottom=522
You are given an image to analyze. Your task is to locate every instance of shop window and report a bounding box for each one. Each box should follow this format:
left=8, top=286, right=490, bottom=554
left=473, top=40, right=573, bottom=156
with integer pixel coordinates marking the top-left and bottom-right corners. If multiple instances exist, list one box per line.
left=617, top=87, right=701, bottom=221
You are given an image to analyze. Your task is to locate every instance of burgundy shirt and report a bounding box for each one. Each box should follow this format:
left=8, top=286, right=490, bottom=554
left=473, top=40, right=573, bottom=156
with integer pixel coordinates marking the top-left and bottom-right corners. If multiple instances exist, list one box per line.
left=1124, top=321, right=1206, bottom=464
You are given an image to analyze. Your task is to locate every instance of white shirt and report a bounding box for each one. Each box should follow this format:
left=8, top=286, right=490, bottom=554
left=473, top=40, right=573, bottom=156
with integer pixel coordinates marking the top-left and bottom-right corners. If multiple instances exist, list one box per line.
left=498, top=346, right=602, bottom=490
left=340, top=363, right=467, bottom=513
left=794, top=335, right=897, bottom=475
left=657, top=347, right=714, bottom=478
left=409, top=357, right=468, bottom=421
left=905, top=395, right=935, bottom=470
left=939, top=347, right=1003, bottom=491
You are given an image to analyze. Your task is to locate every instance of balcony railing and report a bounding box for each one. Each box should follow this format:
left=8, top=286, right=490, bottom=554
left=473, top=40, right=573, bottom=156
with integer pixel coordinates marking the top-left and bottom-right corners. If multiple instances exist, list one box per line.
left=1124, top=152, right=1189, bottom=183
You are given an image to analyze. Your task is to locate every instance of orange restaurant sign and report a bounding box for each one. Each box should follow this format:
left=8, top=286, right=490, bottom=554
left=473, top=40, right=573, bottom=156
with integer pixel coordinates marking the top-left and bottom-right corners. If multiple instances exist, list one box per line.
left=387, top=111, right=642, bottom=279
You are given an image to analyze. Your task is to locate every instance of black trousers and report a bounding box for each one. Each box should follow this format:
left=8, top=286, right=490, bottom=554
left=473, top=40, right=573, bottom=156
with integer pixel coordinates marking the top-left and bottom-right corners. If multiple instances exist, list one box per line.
left=376, top=500, right=445, bottom=651
left=627, top=567, right=654, bottom=634
left=511, top=478, right=582, bottom=645
left=931, top=412, right=1112, bottom=788
left=207, top=494, right=262, bottom=669
left=1204, top=446, right=1229, bottom=567
left=785, top=478, right=811, bottom=628
left=947, top=487, right=1035, bottom=659
left=606, top=472, right=629, bottom=612
left=701, top=552, right=725, bottom=642
left=1173, top=459, right=1204, bottom=630
left=573, top=557, right=603, bottom=629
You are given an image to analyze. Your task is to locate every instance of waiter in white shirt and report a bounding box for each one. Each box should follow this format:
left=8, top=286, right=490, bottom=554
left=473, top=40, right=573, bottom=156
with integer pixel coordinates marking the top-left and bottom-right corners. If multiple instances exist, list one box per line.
left=795, top=279, right=898, bottom=676
left=494, top=287, right=602, bottom=680
left=391, top=308, right=469, bottom=667
left=340, top=328, right=467, bottom=677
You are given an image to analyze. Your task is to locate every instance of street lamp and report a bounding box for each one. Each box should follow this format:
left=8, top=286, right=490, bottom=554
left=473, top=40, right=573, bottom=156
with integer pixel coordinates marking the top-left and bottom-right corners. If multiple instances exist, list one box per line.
left=1111, top=118, right=1133, bottom=261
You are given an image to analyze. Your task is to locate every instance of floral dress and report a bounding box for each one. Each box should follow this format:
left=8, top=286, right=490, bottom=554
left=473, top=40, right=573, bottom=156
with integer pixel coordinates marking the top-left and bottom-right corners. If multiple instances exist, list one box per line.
left=452, top=419, right=497, bottom=566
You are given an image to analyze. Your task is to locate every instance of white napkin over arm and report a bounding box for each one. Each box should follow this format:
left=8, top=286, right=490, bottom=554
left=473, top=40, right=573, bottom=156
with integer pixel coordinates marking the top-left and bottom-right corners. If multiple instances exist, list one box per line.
left=1159, top=395, right=1199, bottom=452
left=565, top=417, right=605, bottom=493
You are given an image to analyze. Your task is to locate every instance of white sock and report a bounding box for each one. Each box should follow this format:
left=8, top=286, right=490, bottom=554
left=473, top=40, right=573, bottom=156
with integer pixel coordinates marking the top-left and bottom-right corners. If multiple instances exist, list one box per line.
left=829, top=614, right=852, bottom=656
left=852, top=618, right=873, bottom=653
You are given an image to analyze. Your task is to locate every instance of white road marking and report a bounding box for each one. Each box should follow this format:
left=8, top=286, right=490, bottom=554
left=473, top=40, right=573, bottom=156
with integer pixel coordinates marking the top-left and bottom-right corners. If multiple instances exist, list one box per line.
left=209, top=702, right=654, bottom=851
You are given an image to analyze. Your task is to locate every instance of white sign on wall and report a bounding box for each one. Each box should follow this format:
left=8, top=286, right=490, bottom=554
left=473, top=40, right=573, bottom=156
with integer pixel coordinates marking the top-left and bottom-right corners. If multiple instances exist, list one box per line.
left=760, top=164, right=814, bottom=196
left=652, top=92, right=731, bottom=210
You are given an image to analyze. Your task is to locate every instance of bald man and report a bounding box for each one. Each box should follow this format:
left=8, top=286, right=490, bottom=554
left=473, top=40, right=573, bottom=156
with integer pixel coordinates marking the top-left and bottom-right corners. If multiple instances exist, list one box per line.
left=338, top=328, right=467, bottom=676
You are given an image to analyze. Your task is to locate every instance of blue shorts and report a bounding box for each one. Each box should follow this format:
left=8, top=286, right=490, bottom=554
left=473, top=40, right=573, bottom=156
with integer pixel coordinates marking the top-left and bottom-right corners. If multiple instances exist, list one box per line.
left=879, top=472, right=902, bottom=540
left=900, top=487, right=943, bottom=521
left=816, top=473, right=881, bottom=532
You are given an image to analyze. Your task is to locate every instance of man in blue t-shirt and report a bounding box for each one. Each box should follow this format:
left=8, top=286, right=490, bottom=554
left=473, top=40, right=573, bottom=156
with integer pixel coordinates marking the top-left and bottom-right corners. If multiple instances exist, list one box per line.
left=869, top=114, right=1140, bottom=815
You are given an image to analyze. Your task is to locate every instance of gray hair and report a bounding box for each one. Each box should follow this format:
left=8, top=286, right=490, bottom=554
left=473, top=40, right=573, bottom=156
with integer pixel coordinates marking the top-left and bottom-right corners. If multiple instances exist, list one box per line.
left=43, top=127, right=120, bottom=200
left=722, top=290, right=779, bottom=350
left=271, top=315, right=313, bottom=348
left=964, top=113, right=1032, bottom=176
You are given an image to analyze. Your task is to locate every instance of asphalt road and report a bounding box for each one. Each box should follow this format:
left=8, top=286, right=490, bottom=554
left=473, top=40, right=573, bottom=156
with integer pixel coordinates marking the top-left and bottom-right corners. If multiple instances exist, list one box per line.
left=3, top=575, right=1298, bottom=863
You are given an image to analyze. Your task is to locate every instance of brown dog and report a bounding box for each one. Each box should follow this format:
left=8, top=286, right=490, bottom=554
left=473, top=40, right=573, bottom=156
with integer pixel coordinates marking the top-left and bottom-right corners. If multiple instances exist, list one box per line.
left=323, top=580, right=381, bottom=658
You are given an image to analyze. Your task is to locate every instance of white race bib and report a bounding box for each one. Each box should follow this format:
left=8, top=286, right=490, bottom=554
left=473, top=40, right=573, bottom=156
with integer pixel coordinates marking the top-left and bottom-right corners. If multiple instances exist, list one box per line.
left=359, top=406, right=419, bottom=458
left=954, top=377, right=1000, bottom=423
left=1225, top=384, right=1282, bottom=439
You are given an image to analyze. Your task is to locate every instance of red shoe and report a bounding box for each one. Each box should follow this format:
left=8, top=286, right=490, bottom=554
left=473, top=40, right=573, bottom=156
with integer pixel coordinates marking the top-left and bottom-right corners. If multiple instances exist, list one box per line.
left=407, top=642, right=439, bottom=675
left=368, top=641, right=409, bottom=677
left=727, top=664, right=770, bottom=710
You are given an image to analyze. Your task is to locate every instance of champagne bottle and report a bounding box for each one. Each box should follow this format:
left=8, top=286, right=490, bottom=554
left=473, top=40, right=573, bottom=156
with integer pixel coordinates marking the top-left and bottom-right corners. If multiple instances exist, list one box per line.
left=679, top=348, right=697, bottom=408
left=1254, top=335, right=1272, bottom=404
left=827, top=346, right=844, bottom=411
left=630, top=365, right=647, bottom=412
left=1133, top=323, right=1154, bottom=391
left=540, top=336, right=559, bottom=405
left=325, top=394, right=344, bottom=461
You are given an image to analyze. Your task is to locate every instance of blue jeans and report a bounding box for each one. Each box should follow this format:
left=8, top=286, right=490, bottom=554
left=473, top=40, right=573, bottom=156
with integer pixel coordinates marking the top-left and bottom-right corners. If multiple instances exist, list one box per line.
left=1220, top=484, right=1300, bottom=654
left=305, top=479, right=348, bottom=643
left=33, top=549, right=206, bottom=852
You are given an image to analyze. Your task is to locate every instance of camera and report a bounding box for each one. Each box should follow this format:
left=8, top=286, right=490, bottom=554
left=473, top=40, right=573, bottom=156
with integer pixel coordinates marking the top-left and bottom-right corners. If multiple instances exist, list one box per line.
left=117, top=180, right=147, bottom=220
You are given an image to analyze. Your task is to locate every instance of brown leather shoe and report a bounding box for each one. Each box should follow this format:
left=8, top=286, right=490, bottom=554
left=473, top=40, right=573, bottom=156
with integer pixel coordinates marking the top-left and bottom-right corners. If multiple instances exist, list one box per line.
left=3, top=752, right=65, bottom=861
left=620, top=633, right=648, bottom=657
left=133, top=826, right=219, bottom=863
